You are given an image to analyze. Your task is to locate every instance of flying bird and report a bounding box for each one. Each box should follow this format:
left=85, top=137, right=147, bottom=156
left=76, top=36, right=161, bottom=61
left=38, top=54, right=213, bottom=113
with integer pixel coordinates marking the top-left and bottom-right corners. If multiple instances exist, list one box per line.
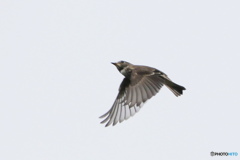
left=100, top=61, right=186, bottom=127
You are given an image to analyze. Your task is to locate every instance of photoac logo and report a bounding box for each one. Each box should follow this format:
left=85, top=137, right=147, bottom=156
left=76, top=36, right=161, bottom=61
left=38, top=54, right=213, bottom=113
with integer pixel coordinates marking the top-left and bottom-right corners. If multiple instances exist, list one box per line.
left=210, top=151, right=238, bottom=156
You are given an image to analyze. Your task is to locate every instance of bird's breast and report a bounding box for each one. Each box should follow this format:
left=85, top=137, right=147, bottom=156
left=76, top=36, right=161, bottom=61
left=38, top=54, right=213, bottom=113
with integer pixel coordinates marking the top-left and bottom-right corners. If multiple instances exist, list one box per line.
left=120, top=67, right=132, bottom=78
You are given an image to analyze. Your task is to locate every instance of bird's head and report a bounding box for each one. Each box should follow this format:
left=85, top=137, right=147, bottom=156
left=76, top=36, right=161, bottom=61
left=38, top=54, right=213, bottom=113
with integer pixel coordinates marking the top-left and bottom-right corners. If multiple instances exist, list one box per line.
left=111, top=60, right=131, bottom=72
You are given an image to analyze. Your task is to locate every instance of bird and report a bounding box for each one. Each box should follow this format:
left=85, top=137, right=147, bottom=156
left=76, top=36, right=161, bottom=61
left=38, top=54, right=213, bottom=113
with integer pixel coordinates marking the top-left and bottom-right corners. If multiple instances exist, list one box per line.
left=99, top=61, right=186, bottom=127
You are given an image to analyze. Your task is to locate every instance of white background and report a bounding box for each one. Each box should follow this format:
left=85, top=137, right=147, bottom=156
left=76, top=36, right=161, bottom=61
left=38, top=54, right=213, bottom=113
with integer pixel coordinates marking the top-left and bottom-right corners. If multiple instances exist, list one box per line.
left=0, top=1, right=239, bottom=160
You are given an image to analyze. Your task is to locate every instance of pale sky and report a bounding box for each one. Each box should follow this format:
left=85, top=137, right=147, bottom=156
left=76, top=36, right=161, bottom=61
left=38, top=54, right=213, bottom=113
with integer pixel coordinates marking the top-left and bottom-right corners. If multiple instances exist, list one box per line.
left=0, top=1, right=239, bottom=160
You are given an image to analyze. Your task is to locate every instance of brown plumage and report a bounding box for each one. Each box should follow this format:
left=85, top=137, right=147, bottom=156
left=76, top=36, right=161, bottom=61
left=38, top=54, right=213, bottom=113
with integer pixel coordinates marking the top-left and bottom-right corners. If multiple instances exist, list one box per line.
left=100, top=61, right=186, bottom=127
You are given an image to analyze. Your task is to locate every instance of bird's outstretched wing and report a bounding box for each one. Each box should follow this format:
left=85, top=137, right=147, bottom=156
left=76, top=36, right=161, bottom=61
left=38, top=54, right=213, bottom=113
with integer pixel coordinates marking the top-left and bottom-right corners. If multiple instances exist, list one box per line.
left=99, top=69, right=165, bottom=127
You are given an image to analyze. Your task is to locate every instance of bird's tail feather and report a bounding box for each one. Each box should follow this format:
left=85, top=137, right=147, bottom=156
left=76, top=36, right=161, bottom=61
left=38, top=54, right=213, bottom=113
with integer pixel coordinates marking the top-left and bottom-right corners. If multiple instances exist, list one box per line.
left=164, top=79, right=186, bottom=97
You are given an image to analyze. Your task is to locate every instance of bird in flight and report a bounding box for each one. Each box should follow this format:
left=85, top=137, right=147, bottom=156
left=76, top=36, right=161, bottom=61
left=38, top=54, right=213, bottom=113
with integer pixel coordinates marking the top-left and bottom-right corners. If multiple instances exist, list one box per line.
left=100, top=61, right=186, bottom=127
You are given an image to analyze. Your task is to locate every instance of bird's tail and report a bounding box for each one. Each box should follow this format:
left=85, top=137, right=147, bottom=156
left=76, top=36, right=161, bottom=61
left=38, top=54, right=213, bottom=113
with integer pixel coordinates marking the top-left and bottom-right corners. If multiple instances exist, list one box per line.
left=164, top=79, right=186, bottom=97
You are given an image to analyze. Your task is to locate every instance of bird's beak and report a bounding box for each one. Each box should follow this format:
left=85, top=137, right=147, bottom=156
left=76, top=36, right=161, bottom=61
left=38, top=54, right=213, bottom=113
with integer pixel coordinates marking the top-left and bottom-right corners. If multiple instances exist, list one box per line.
left=111, top=62, right=117, bottom=66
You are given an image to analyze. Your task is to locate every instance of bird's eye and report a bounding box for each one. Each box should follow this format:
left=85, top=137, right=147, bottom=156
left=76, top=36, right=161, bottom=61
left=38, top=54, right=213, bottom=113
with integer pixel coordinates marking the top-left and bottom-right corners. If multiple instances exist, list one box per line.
left=120, top=61, right=125, bottom=63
